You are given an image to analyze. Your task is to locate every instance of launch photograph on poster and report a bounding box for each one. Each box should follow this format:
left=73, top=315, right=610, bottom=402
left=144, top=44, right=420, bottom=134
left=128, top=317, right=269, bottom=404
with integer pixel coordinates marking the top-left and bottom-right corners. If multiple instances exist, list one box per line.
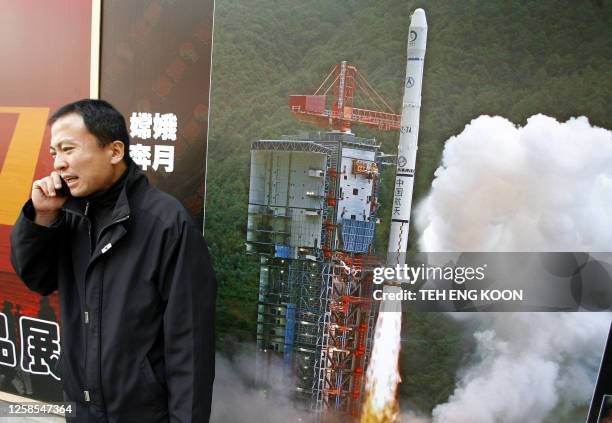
left=1, top=0, right=612, bottom=422
left=204, top=0, right=612, bottom=422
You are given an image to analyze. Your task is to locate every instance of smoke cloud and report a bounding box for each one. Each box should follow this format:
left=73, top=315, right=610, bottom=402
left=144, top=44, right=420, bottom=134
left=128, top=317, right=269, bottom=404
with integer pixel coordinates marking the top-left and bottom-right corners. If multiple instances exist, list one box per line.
left=211, top=344, right=309, bottom=423
left=414, top=114, right=612, bottom=423
left=401, top=411, right=433, bottom=423
left=417, top=114, right=612, bottom=252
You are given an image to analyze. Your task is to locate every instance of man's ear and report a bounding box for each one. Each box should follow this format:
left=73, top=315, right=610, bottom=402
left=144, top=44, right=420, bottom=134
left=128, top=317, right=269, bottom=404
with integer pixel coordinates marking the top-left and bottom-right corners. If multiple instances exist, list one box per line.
left=109, top=140, right=125, bottom=165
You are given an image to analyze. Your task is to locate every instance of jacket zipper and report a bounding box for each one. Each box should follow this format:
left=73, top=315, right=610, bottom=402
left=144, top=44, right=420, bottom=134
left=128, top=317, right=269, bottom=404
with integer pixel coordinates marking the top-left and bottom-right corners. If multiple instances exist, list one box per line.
left=84, top=201, right=91, bottom=402
left=95, top=213, right=129, bottom=421
left=85, top=201, right=92, bottom=254
left=69, top=202, right=131, bottom=409
left=98, top=258, right=108, bottom=421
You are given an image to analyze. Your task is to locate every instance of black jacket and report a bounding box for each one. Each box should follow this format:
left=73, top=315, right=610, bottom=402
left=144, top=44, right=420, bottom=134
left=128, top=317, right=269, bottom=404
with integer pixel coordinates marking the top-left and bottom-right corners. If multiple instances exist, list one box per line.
left=10, top=163, right=216, bottom=422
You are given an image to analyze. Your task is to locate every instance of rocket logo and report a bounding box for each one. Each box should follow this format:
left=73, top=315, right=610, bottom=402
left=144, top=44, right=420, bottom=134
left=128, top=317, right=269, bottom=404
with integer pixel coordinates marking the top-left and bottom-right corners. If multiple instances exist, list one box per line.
left=409, top=30, right=417, bottom=42
left=398, top=156, right=407, bottom=167
left=405, top=77, right=415, bottom=88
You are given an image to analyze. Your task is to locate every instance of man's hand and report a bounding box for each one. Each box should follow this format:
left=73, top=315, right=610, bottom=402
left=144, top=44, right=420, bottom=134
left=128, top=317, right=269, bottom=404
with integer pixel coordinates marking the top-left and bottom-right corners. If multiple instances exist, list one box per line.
left=32, top=171, right=68, bottom=226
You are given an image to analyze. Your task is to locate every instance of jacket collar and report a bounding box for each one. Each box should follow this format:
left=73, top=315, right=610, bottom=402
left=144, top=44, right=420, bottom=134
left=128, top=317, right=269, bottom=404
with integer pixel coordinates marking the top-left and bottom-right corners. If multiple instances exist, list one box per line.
left=62, top=161, right=146, bottom=220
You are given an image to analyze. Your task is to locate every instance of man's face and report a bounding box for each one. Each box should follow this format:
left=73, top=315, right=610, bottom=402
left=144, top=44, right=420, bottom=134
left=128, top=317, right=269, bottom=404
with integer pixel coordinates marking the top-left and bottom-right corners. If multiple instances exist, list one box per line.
left=50, top=113, right=117, bottom=197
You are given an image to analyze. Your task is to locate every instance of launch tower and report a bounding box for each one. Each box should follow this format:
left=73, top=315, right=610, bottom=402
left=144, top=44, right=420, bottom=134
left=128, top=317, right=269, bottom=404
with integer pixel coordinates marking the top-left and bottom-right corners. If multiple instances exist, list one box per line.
left=246, top=62, right=400, bottom=418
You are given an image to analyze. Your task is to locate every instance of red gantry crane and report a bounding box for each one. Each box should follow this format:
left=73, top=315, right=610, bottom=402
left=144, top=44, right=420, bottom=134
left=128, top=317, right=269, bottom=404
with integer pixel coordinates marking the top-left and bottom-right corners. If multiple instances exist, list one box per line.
left=289, top=61, right=401, bottom=133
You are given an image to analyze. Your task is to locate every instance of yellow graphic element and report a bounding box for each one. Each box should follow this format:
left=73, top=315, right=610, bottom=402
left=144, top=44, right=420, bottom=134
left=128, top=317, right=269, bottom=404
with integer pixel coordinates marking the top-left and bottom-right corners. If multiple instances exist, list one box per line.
left=0, top=107, right=49, bottom=225
left=90, top=0, right=101, bottom=98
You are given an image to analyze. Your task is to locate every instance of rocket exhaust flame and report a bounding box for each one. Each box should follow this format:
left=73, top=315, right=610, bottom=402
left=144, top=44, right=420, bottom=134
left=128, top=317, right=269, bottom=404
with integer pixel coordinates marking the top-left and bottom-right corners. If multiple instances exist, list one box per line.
left=361, top=287, right=403, bottom=423
left=361, top=8, right=427, bottom=423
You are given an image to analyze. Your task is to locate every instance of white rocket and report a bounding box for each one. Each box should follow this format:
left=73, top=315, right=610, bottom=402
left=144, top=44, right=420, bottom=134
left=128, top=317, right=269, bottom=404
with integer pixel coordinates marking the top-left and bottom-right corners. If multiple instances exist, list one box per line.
left=387, top=8, right=428, bottom=267
left=361, top=12, right=428, bottom=422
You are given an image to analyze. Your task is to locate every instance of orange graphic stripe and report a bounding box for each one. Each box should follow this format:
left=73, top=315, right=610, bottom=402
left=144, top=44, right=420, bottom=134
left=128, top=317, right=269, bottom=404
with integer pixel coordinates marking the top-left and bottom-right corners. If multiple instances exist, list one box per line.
left=0, top=107, right=48, bottom=225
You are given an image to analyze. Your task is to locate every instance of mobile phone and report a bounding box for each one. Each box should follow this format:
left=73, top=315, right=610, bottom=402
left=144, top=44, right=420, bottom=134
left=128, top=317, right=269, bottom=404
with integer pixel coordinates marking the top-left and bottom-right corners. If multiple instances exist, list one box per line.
left=56, top=177, right=70, bottom=197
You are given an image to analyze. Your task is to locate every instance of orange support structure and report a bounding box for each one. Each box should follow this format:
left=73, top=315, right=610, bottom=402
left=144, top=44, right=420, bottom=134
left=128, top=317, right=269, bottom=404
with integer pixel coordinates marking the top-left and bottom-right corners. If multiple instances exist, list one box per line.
left=289, top=62, right=401, bottom=134
left=319, top=255, right=377, bottom=418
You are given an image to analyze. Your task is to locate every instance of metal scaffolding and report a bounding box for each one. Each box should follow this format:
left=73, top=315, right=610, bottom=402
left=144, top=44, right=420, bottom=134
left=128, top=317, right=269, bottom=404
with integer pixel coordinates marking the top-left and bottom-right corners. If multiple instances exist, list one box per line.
left=247, top=132, right=384, bottom=420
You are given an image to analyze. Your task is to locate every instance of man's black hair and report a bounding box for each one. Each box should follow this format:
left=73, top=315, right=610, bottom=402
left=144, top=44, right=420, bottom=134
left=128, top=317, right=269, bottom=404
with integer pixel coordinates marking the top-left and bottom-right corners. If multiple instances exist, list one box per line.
left=48, top=99, right=131, bottom=163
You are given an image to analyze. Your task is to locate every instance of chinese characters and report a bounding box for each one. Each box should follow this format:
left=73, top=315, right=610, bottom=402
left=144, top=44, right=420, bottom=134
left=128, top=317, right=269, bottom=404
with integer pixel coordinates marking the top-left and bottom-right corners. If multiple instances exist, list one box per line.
left=129, top=112, right=178, bottom=172
left=0, top=314, right=60, bottom=381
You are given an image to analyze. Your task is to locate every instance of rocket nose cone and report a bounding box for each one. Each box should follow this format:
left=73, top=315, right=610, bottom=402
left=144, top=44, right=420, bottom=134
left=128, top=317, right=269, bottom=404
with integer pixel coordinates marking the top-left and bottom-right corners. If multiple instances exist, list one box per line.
left=410, top=8, right=427, bottom=28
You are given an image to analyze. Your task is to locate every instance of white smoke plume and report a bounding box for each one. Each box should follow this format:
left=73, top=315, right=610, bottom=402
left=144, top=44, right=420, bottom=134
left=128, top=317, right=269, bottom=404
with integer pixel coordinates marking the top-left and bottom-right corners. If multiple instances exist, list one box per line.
left=211, top=345, right=309, bottom=423
left=414, top=114, right=612, bottom=423
left=417, top=114, right=612, bottom=252
left=401, top=411, right=432, bottom=423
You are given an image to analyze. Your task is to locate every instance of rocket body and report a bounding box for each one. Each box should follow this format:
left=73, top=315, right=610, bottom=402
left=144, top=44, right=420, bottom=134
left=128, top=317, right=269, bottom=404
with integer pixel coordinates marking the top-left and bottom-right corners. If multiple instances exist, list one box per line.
left=361, top=12, right=429, bottom=422
left=387, top=9, right=428, bottom=264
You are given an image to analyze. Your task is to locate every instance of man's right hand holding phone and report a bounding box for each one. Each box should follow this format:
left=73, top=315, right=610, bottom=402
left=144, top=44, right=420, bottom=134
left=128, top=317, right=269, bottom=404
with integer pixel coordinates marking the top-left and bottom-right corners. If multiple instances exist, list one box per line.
left=32, top=171, right=69, bottom=226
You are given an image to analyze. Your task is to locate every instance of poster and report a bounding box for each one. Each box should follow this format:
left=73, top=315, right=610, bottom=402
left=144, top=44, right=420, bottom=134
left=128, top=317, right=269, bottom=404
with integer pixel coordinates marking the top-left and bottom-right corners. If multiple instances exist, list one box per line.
left=205, top=1, right=612, bottom=422
left=1, top=0, right=611, bottom=422
left=0, top=0, right=214, bottom=406
left=100, top=0, right=214, bottom=228
left=0, top=0, right=94, bottom=402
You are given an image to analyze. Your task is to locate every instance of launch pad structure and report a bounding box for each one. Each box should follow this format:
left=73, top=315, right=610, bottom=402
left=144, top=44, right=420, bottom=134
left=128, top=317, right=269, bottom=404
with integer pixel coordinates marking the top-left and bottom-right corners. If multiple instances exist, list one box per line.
left=246, top=60, right=402, bottom=418
left=247, top=131, right=386, bottom=417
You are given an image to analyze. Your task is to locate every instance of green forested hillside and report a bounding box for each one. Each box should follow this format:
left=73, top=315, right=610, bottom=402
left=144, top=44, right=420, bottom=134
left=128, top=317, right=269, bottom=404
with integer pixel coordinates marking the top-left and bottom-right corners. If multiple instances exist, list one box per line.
left=205, top=0, right=612, bottom=412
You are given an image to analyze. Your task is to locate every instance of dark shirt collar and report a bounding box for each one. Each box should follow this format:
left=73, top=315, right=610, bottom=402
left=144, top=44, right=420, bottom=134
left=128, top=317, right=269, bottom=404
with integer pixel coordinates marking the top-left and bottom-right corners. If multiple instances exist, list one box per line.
left=83, top=166, right=129, bottom=209
left=63, top=161, right=141, bottom=220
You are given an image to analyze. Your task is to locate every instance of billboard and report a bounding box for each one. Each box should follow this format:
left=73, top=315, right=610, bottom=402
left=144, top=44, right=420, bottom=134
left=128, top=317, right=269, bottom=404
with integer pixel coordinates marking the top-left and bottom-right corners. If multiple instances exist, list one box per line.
left=0, top=0, right=94, bottom=401
left=100, top=0, right=214, bottom=229
left=0, top=0, right=214, bottom=404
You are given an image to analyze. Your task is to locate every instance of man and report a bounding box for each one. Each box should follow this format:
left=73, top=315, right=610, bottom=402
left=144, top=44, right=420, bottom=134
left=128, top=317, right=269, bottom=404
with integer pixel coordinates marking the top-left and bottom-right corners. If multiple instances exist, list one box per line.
left=10, top=99, right=216, bottom=422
